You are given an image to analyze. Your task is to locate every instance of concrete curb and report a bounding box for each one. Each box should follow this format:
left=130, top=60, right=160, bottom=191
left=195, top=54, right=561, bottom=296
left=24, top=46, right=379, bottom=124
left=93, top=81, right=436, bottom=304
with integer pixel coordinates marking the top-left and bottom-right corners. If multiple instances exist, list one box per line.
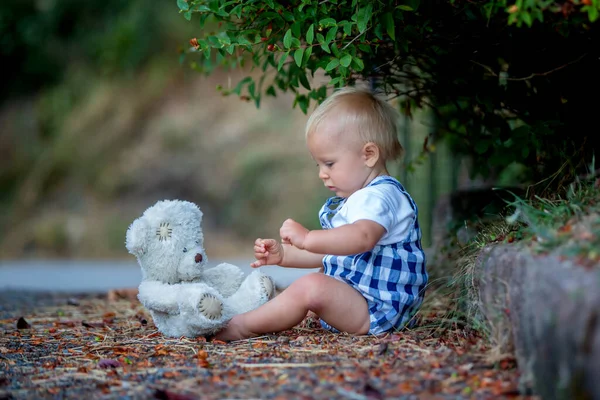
left=476, top=245, right=600, bottom=399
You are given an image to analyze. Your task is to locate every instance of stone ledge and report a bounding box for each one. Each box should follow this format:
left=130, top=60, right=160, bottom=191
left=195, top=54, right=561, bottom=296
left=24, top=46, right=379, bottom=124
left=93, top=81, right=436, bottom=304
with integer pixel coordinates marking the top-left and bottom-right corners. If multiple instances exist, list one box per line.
left=476, top=245, right=600, bottom=399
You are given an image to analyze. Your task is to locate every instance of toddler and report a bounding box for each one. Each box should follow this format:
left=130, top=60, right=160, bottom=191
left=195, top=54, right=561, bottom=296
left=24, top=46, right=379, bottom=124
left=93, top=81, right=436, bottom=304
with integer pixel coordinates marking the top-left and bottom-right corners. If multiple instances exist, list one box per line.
left=215, top=86, right=428, bottom=341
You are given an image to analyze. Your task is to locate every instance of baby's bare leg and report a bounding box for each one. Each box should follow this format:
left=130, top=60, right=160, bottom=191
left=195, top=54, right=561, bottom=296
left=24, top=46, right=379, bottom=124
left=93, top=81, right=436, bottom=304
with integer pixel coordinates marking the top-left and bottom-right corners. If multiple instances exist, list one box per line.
left=214, top=273, right=370, bottom=341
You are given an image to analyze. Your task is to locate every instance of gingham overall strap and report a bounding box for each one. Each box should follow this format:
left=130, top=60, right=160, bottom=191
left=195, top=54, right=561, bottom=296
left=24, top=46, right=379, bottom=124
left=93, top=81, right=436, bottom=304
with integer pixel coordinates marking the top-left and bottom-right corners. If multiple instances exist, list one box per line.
left=319, top=196, right=345, bottom=230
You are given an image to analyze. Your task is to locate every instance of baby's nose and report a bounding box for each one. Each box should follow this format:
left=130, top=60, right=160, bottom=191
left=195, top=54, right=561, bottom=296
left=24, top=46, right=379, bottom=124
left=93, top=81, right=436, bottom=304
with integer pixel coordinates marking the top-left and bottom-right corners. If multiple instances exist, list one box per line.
left=195, top=253, right=203, bottom=263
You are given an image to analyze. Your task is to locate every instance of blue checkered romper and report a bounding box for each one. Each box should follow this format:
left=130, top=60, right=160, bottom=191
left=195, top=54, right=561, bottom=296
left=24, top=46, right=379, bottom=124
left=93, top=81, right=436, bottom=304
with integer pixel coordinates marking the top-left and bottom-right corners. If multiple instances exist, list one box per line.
left=318, top=176, right=428, bottom=335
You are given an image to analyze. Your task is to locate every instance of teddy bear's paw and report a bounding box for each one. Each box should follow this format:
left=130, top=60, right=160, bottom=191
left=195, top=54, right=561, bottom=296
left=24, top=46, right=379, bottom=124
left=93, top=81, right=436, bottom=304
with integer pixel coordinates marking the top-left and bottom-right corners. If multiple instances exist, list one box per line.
left=259, top=275, right=276, bottom=300
left=198, top=293, right=223, bottom=320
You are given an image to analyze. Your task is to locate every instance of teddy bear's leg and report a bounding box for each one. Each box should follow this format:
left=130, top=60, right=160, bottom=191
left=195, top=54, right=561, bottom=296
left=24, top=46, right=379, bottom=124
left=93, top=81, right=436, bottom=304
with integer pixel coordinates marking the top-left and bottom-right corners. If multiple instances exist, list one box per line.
left=259, top=274, right=276, bottom=300
left=178, top=285, right=231, bottom=322
left=176, top=285, right=232, bottom=337
left=224, top=271, right=276, bottom=315
left=198, top=293, right=223, bottom=320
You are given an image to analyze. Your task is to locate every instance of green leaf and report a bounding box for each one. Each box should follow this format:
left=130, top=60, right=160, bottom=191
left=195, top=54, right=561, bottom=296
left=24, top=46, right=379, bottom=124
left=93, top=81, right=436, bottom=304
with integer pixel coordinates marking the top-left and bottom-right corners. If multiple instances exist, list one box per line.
left=282, top=10, right=294, bottom=21
left=299, top=72, right=311, bottom=90
left=521, top=12, right=532, bottom=27
left=294, top=48, right=304, bottom=67
left=306, top=24, right=315, bottom=44
left=184, top=11, right=192, bottom=21
left=589, top=6, right=599, bottom=22
left=177, top=0, right=189, bottom=11
left=351, top=56, right=364, bottom=71
left=383, top=12, right=395, bottom=40
left=232, top=77, right=253, bottom=96
left=304, top=46, right=313, bottom=60
left=319, top=18, right=337, bottom=27
left=341, top=21, right=353, bottom=36
left=357, top=4, right=373, bottom=33
left=219, top=32, right=231, bottom=46
left=283, top=29, right=293, bottom=49
left=277, top=51, right=290, bottom=71
left=330, top=43, right=340, bottom=57
left=374, top=23, right=384, bottom=40
left=317, top=33, right=330, bottom=53
left=325, top=58, right=340, bottom=71
left=295, top=95, right=309, bottom=114
left=396, top=5, right=414, bottom=11
left=237, top=36, right=251, bottom=46
left=475, top=141, right=489, bottom=154
left=325, top=27, right=337, bottom=44
left=195, top=5, right=211, bottom=12
left=231, top=4, right=243, bottom=18
left=340, top=54, right=352, bottom=67
left=266, top=85, right=277, bottom=97
left=329, top=77, right=342, bottom=86
left=291, top=21, right=302, bottom=38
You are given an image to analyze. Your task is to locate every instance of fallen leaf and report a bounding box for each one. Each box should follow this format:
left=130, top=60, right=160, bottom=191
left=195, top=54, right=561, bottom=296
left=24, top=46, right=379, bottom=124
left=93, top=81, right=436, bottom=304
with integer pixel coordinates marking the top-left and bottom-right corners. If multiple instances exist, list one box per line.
left=97, top=359, right=121, bottom=369
left=16, top=317, right=31, bottom=329
left=153, top=389, right=197, bottom=400
left=376, top=342, right=388, bottom=355
left=364, top=382, right=384, bottom=399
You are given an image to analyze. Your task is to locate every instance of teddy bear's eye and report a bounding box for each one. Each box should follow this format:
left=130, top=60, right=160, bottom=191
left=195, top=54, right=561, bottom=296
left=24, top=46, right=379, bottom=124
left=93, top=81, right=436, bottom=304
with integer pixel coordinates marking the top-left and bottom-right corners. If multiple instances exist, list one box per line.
left=195, top=240, right=200, bottom=245
left=183, top=248, right=188, bottom=253
left=156, top=222, right=172, bottom=241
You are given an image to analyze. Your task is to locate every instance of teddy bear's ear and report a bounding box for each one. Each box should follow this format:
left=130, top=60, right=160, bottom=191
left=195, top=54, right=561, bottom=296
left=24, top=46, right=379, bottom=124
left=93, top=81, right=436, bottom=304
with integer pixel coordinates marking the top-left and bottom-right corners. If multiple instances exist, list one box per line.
left=125, top=218, right=149, bottom=256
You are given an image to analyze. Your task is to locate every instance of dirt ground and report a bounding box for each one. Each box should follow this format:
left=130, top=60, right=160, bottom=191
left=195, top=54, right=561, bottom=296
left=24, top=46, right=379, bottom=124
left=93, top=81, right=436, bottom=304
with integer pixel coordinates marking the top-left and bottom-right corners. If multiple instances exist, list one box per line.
left=0, top=290, right=538, bottom=400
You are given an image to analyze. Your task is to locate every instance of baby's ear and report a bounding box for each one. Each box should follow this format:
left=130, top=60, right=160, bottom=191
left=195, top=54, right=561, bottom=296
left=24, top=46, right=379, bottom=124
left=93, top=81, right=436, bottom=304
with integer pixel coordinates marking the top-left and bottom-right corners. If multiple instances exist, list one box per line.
left=362, top=142, right=380, bottom=167
left=125, top=218, right=149, bottom=256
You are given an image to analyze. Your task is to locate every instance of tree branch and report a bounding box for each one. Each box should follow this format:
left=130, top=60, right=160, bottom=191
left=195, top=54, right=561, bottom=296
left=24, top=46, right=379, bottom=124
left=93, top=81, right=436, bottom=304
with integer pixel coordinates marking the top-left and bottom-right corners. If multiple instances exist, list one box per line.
left=470, top=53, right=588, bottom=81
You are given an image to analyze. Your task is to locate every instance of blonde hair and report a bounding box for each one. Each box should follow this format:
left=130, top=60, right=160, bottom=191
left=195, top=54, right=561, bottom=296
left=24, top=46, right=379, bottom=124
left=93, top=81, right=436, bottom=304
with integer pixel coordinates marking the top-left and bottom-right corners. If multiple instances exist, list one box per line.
left=305, top=86, right=404, bottom=162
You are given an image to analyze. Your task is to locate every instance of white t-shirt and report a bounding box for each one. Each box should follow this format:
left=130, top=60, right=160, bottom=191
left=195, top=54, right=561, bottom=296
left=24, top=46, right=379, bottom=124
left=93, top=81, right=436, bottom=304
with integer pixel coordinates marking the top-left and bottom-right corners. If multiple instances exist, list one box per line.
left=328, top=182, right=415, bottom=245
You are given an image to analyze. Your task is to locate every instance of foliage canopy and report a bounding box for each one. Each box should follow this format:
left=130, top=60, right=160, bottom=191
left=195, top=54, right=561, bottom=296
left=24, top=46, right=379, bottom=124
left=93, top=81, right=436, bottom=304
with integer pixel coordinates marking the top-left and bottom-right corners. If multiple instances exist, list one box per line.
left=178, top=0, right=600, bottom=189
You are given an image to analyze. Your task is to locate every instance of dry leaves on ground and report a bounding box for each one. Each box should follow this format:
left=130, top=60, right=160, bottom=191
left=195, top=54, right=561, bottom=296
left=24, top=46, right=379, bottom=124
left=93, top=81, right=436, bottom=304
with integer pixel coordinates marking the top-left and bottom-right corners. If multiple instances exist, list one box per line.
left=0, top=291, right=538, bottom=399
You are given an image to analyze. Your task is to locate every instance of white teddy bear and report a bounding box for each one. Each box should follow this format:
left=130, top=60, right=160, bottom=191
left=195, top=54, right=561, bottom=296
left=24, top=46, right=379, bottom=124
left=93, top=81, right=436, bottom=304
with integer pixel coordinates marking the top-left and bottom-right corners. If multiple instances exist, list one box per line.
left=125, top=199, right=275, bottom=338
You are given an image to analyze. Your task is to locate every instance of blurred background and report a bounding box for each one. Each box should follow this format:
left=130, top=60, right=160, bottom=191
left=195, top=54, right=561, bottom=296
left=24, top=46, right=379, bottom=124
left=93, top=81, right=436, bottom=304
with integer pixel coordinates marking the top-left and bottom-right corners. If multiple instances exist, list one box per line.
left=0, top=0, right=456, bottom=267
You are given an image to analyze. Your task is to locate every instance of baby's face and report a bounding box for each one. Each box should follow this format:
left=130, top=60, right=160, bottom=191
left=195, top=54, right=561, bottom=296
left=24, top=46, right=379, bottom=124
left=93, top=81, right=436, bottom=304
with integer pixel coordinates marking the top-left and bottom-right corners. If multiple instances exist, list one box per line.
left=307, top=116, right=372, bottom=198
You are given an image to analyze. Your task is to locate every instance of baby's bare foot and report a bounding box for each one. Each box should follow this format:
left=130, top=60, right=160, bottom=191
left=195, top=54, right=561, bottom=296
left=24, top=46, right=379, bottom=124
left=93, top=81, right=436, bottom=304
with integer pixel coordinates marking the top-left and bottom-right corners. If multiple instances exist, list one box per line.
left=214, top=315, right=256, bottom=342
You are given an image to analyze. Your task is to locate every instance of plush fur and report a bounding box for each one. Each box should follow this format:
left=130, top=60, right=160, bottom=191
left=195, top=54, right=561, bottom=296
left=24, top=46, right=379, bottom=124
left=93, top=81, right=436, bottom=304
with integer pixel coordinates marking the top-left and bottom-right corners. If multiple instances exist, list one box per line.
left=126, top=200, right=275, bottom=338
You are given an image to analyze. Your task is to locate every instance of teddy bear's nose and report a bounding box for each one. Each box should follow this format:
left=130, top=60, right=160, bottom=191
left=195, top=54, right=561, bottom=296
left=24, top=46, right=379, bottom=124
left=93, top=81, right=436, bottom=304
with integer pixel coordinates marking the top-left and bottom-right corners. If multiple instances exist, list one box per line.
left=195, top=253, right=203, bottom=263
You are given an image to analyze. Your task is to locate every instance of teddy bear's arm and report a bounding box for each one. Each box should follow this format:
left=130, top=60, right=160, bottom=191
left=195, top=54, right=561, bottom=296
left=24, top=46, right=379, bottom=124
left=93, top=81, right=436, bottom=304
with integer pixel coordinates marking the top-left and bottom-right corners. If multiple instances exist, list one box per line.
left=138, top=281, right=180, bottom=314
left=202, top=263, right=245, bottom=297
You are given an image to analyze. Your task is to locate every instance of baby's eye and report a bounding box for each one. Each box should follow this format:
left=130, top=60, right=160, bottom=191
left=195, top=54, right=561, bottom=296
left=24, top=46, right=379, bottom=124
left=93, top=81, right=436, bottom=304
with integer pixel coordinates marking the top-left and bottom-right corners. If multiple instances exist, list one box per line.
left=325, top=162, right=334, bottom=167
left=183, top=248, right=188, bottom=253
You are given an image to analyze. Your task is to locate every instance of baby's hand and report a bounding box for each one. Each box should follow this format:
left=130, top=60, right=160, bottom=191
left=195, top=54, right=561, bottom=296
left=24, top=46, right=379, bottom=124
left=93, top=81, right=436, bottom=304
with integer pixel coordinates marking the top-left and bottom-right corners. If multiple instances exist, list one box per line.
left=280, top=218, right=309, bottom=250
left=251, top=238, right=283, bottom=268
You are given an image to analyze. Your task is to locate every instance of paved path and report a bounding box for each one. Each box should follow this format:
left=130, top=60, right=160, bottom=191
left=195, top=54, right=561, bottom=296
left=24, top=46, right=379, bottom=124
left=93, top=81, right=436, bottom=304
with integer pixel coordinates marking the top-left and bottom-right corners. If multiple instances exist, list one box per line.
left=0, top=259, right=318, bottom=293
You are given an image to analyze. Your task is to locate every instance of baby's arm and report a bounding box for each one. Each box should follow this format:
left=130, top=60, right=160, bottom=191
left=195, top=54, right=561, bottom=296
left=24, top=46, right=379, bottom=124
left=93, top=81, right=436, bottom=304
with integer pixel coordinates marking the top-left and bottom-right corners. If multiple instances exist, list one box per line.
left=281, top=218, right=386, bottom=256
left=252, top=238, right=323, bottom=269
left=280, top=244, right=324, bottom=269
